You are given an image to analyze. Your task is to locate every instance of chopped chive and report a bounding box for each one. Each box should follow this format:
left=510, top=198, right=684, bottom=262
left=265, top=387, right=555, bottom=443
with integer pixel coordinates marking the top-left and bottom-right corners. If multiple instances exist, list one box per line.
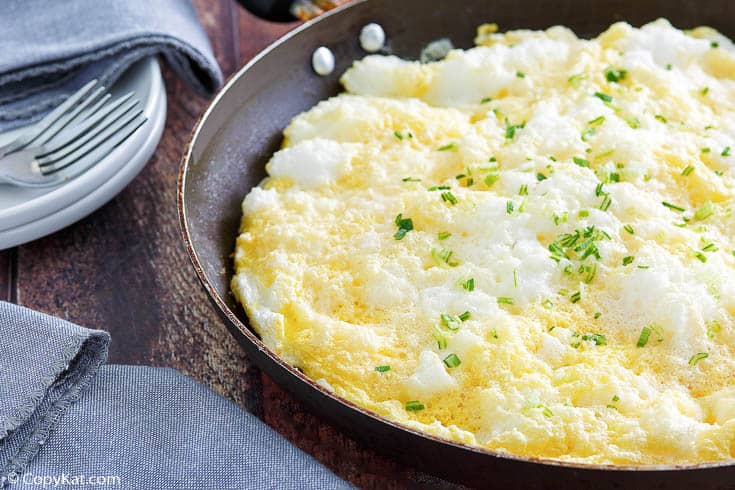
left=440, top=314, right=461, bottom=331
left=375, top=365, right=391, bottom=372
left=599, top=194, right=612, bottom=211
left=612, top=395, right=620, bottom=402
left=484, top=172, right=500, bottom=187
left=536, top=172, right=547, bottom=181
left=506, top=201, right=514, bottom=214
left=701, top=87, right=710, bottom=96
left=519, top=184, right=528, bottom=196
left=582, top=333, right=607, bottom=345
left=622, top=256, right=634, bottom=266
left=428, top=185, right=451, bottom=191
left=573, top=156, right=590, bottom=167
left=595, top=182, right=605, bottom=197
left=438, top=231, right=451, bottom=240
left=443, top=353, right=461, bottom=368
left=711, top=41, right=719, bottom=48
left=702, top=242, right=718, bottom=252
left=623, top=224, right=635, bottom=234
left=459, top=311, right=471, bottom=321
left=655, top=114, right=668, bottom=123
left=402, top=177, right=422, bottom=182
left=570, top=291, right=581, bottom=303
left=723, top=146, right=731, bottom=157
left=594, top=312, right=602, bottom=319
left=626, top=116, right=641, bottom=129
left=431, top=247, right=459, bottom=267
left=681, top=165, right=695, bottom=176
left=594, top=92, right=613, bottom=103
left=513, top=269, right=519, bottom=288
left=662, top=201, right=685, bottom=213
left=461, top=278, right=475, bottom=292
left=568, top=73, right=586, bottom=85
left=666, top=63, right=673, bottom=70
left=637, top=326, right=651, bottom=347
left=581, top=128, right=596, bottom=141
left=393, top=213, right=414, bottom=240
left=578, top=209, right=590, bottom=218
left=433, top=328, right=448, bottom=349
left=693, top=201, right=715, bottom=221
left=441, top=191, right=458, bottom=205
left=588, top=115, right=606, bottom=126
left=702, top=147, right=711, bottom=153
left=605, top=67, right=627, bottom=83
left=405, top=400, right=425, bottom=411
left=394, top=131, right=404, bottom=140
left=516, top=71, right=526, bottom=78
left=497, top=297, right=514, bottom=305
left=688, top=352, right=709, bottom=366
left=480, top=97, right=492, bottom=104
left=693, top=250, right=708, bottom=263
left=541, top=406, right=554, bottom=418
left=438, top=143, right=457, bottom=151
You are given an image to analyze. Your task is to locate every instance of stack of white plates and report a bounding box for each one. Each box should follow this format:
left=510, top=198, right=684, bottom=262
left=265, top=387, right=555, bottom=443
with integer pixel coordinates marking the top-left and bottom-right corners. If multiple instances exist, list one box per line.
left=0, top=58, right=167, bottom=250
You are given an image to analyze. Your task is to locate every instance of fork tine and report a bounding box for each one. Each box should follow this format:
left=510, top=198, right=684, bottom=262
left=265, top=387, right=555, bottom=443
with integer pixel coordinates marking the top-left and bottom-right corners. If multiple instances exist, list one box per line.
left=42, top=115, right=147, bottom=183
left=34, top=85, right=107, bottom=146
left=40, top=109, right=145, bottom=175
left=37, top=99, right=140, bottom=166
left=38, top=93, right=136, bottom=157
left=0, top=79, right=100, bottom=157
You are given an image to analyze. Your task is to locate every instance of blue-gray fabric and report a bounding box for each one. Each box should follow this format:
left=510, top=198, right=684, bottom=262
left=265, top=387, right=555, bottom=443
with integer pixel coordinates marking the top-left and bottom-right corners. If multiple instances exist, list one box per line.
left=0, top=0, right=223, bottom=130
left=0, top=302, right=348, bottom=489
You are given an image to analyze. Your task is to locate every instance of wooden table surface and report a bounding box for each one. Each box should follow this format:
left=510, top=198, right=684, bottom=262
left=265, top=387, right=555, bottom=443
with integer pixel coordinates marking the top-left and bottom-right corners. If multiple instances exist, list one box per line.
left=0, top=2, right=451, bottom=488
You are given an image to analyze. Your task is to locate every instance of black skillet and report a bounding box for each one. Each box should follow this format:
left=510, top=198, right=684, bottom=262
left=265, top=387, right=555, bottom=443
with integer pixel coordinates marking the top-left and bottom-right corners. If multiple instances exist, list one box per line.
left=178, top=1, right=735, bottom=487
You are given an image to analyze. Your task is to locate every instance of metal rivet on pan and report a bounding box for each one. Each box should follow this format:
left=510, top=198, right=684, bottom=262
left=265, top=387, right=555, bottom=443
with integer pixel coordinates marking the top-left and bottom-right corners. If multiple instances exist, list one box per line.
left=360, top=23, right=386, bottom=52
left=312, top=46, right=335, bottom=76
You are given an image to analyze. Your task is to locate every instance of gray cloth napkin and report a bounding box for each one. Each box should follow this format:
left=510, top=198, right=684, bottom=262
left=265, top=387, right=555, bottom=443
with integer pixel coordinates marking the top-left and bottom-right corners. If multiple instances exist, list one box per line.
left=0, top=302, right=348, bottom=489
left=0, top=0, right=223, bottom=131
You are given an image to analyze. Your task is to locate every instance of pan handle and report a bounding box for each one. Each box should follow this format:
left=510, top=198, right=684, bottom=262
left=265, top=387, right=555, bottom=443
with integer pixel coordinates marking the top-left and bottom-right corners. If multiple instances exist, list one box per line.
left=235, top=0, right=297, bottom=22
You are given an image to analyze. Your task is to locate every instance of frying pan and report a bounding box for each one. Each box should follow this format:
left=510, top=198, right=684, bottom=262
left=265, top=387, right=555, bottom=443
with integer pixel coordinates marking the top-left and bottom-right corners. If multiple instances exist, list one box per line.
left=178, top=0, right=735, bottom=487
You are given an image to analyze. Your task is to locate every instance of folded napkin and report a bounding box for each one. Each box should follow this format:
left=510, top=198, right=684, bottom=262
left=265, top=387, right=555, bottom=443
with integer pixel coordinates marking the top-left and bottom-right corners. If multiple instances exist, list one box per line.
left=0, top=0, right=223, bottom=130
left=0, top=302, right=347, bottom=489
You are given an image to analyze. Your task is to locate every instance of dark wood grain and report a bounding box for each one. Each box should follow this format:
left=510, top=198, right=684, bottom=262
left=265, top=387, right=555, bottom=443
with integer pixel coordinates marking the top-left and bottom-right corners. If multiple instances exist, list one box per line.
left=9, top=2, right=433, bottom=488
left=0, top=249, right=12, bottom=302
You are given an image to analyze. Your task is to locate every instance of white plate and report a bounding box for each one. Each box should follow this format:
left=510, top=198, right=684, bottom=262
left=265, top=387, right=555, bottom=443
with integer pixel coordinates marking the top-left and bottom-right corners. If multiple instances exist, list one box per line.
left=0, top=57, right=166, bottom=249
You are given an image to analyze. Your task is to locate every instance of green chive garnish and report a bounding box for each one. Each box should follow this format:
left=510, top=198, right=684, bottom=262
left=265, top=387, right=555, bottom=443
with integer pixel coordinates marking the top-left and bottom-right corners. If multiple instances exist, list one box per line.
left=688, top=352, right=709, bottom=366
left=438, top=143, right=457, bottom=151
left=581, top=333, right=607, bottom=345
left=605, top=67, right=627, bottom=83
left=497, top=297, right=514, bottom=305
left=573, top=156, right=590, bottom=167
left=405, top=400, right=425, bottom=411
left=570, top=291, right=581, bottom=303
left=375, top=365, right=391, bottom=372
left=623, top=224, right=634, bottom=234
left=506, top=201, right=514, bottom=214
left=693, top=201, right=715, bottom=221
left=594, top=92, right=613, bottom=103
left=394, top=213, right=414, bottom=240
left=461, top=278, right=475, bottom=292
left=723, top=146, right=731, bottom=157
left=662, top=201, right=685, bottom=213
left=441, top=191, right=458, bottom=205
left=622, top=256, right=634, bottom=266
left=438, top=231, right=451, bottom=240
left=443, top=353, right=461, bottom=368
left=681, top=165, right=695, bottom=176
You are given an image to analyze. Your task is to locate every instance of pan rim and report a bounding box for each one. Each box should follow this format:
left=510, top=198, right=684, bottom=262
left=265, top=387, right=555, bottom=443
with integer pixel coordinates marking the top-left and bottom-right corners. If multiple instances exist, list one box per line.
left=177, top=0, right=735, bottom=474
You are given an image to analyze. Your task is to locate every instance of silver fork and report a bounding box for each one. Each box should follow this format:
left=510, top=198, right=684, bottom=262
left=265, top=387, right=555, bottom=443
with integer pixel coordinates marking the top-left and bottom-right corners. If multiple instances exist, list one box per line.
left=0, top=79, right=110, bottom=159
left=0, top=87, right=147, bottom=188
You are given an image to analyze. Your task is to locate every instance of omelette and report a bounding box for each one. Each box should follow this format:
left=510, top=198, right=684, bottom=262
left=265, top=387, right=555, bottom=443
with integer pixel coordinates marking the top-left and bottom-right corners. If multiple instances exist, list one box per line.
left=232, top=20, right=735, bottom=465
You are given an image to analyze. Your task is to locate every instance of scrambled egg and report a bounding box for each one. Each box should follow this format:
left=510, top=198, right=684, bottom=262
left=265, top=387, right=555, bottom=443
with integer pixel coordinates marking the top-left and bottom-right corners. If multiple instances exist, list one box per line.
left=232, top=20, right=735, bottom=465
